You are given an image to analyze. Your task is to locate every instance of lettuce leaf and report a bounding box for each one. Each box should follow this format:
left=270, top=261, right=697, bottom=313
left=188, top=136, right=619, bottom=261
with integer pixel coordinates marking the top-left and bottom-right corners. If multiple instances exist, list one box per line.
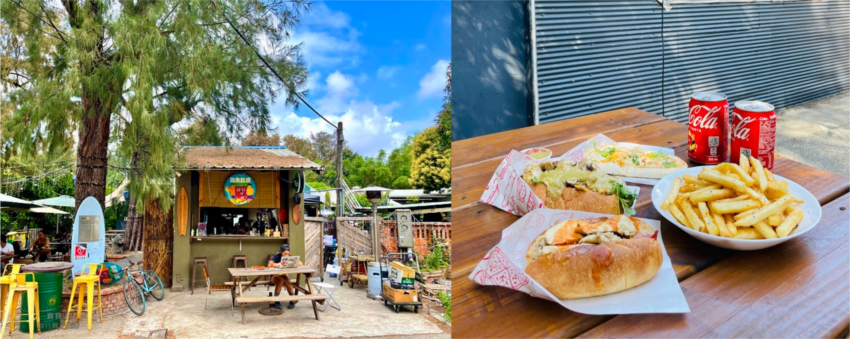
left=610, top=180, right=637, bottom=215
left=593, top=141, right=616, bottom=159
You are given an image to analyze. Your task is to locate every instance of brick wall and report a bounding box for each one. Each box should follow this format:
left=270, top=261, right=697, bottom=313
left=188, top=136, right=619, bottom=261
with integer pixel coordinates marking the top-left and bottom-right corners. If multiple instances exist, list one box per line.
left=61, top=283, right=132, bottom=317
left=382, top=221, right=451, bottom=257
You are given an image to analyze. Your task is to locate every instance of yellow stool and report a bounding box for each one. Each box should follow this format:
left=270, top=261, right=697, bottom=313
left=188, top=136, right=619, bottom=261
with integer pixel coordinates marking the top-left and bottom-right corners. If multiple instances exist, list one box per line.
left=0, top=272, right=40, bottom=339
left=63, top=263, right=103, bottom=331
left=0, top=264, right=24, bottom=318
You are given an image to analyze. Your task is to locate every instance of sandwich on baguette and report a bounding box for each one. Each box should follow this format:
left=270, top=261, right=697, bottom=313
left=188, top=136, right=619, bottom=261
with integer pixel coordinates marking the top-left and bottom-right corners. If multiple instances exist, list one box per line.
left=523, top=159, right=637, bottom=215
left=525, top=215, right=662, bottom=299
left=583, top=142, right=688, bottom=179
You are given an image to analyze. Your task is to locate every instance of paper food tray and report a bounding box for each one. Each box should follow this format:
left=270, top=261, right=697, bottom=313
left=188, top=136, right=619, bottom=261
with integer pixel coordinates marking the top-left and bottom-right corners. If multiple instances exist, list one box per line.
left=468, top=209, right=690, bottom=315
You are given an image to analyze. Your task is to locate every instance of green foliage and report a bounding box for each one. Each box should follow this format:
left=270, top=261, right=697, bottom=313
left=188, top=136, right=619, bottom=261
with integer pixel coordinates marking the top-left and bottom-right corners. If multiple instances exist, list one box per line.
left=1, top=0, right=311, bottom=209
left=421, top=238, right=450, bottom=272
left=437, top=291, right=451, bottom=323
left=407, top=196, right=420, bottom=203
left=307, top=181, right=333, bottom=191
left=0, top=170, right=74, bottom=233
left=178, top=118, right=225, bottom=146
left=409, top=127, right=451, bottom=192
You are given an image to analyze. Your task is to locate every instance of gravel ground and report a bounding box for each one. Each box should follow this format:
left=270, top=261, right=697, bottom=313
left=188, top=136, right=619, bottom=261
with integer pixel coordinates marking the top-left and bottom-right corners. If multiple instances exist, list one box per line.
left=774, top=92, right=850, bottom=178
left=25, top=275, right=447, bottom=339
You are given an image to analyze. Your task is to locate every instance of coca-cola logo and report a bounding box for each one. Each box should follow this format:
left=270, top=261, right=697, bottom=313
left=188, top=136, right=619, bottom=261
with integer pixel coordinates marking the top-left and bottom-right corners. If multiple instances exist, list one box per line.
left=689, top=105, right=721, bottom=129
left=732, top=113, right=754, bottom=140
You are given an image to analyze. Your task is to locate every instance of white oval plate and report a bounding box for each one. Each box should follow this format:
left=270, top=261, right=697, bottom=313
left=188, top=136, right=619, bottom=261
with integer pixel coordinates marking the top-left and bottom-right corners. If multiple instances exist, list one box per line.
left=651, top=166, right=822, bottom=251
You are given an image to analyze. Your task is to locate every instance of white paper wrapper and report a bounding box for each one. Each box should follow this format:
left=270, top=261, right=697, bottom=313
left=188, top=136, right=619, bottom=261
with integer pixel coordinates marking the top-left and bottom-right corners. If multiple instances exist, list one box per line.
left=479, top=150, right=639, bottom=217
left=468, top=209, right=690, bottom=314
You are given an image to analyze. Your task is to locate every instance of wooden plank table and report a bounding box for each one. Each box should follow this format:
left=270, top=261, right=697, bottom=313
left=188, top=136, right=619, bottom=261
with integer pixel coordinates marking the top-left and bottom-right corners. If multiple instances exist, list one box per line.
left=451, top=108, right=850, bottom=338
left=228, top=266, right=322, bottom=323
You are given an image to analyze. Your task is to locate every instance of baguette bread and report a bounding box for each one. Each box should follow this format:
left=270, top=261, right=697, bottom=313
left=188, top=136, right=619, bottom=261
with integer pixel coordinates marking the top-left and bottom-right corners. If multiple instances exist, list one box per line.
left=529, top=183, right=620, bottom=215
left=524, top=216, right=662, bottom=299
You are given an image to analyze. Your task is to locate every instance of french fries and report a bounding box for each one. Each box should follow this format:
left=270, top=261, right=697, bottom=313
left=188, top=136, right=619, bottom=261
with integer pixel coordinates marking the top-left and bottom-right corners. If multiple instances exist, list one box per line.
left=660, top=164, right=805, bottom=239
left=750, top=157, right=768, bottom=193
left=661, top=177, right=681, bottom=210
left=698, top=202, right=720, bottom=236
left=709, top=199, right=759, bottom=214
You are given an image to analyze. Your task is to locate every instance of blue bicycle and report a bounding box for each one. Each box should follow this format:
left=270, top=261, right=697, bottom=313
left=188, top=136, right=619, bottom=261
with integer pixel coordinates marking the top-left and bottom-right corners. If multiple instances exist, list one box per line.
left=122, top=260, right=165, bottom=316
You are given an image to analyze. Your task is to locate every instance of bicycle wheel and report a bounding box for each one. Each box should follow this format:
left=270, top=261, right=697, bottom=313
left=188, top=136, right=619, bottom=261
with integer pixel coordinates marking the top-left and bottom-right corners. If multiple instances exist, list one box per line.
left=145, top=270, right=166, bottom=301
left=123, top=273, right=146, bottom=316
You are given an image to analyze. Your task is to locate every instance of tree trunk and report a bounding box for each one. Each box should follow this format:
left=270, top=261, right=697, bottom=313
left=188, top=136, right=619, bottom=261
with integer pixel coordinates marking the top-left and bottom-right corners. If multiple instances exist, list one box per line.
left=143, top=198, right=173, bottom=286
left=124, top=195, right=138, bottom=251
left=74, top=84, right=112, bottom=212
left=124, top=151, right=142, bottom=252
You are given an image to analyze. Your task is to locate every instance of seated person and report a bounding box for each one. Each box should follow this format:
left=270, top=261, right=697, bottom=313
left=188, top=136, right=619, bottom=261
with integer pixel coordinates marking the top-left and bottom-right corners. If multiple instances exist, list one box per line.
left=29, top=231, right=50, bottom=262
left=268, top=244, right=304, bottom=309
left=12, top=241, right=27, bottom=258
left=0, top=235, right=14, bottom=272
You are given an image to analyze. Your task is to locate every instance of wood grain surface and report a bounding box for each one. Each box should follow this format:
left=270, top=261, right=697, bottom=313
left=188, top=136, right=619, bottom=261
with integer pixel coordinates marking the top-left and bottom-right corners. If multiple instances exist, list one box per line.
left=579, top=194, right=849, bottom=339
left=451, top=108, right=850, bottom=338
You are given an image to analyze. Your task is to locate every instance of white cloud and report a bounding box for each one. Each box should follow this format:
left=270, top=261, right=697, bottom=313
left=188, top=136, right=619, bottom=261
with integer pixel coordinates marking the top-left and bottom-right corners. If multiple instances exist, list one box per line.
left=302, top=2, right=351, bottom=29
left=270, top=70, right=428, bottom=156
left=316, top=71, right=357, bottom=114
left=291, top=2, right=363, bottom=67
left=357, top=73, right=368, bottom=84
left=377, top=66, right=399, bottom=80
left=415, top=44, right=427, bottom=51
left=274, top=100, right=411, bottom=156
left=417, top=60, right=450, bottom=99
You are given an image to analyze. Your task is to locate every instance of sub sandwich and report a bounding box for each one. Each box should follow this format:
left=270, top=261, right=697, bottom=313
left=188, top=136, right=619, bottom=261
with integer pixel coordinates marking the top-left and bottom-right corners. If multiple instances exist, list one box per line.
left=523, top=159, right=637, bottom=215
left=525, top=215, right=662, bottom=299
left=583, top=143, right=688, bottom=179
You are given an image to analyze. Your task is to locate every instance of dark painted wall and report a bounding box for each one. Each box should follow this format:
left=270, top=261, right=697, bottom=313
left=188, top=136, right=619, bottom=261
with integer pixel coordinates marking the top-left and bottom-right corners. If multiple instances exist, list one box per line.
left=451, top=0, right=531, bottom=141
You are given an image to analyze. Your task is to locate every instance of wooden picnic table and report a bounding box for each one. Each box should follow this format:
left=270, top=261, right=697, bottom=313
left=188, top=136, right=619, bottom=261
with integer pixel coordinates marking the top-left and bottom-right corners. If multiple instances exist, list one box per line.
left=451, top=107, right=850, bottom=338
left=228, top=266, right=326, bottom=323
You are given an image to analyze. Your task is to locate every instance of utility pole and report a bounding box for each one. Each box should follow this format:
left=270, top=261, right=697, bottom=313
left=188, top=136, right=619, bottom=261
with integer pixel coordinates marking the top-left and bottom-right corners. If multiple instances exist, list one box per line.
left=336, top=121, right=345, bottom=216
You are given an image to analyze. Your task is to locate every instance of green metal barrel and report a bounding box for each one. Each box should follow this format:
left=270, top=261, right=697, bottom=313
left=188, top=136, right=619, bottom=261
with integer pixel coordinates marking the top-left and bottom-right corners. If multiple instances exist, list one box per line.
left=20, top=271, right=63, bottom=332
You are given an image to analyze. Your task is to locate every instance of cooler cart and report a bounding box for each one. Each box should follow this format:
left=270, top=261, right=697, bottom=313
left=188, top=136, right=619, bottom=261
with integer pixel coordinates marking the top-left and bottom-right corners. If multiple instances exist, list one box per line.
left=380, top=253, right=423, bottom=313
left=346, top=254, right=374, bottom=288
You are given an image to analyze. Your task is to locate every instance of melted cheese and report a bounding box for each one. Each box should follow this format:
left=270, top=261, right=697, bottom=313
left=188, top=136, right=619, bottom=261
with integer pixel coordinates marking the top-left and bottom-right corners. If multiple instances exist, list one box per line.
left=530, top=159, right=623, bottom=199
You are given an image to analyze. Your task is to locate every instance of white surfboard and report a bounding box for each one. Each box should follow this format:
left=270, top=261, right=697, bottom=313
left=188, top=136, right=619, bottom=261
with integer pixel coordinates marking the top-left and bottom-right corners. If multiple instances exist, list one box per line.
left=71, top=196, right=106, bottom=275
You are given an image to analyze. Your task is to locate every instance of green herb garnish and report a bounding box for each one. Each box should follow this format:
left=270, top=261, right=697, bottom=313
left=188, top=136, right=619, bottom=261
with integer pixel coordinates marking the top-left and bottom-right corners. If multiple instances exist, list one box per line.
left=610, top=180, right=637, bottom=215
left=530, top=177, right=540, bottom=184
left=647, top=151, right=668, bottom=159
left=593, top=141, right=616, bottom=159
left=662, top=160, right=678, bottom=168
left=628, top=153, right=641, bottom=165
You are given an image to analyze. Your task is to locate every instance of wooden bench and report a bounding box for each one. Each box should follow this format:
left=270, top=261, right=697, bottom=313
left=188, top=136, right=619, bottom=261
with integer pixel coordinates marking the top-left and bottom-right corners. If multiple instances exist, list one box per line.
left=235, top=294, right=329, bottom=323
left=224, top=280, right=271, bottom=287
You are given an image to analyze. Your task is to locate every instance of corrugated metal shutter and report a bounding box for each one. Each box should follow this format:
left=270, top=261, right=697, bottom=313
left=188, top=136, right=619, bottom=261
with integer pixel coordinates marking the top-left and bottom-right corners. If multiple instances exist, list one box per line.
left=531, top=0, right=850, bottom=124
left=533, top=1, right=663, bottom=123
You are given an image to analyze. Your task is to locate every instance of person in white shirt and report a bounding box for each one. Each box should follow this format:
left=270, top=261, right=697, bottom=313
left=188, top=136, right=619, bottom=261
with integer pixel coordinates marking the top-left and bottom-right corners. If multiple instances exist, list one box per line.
left=1, top=235, right=14, bottom=273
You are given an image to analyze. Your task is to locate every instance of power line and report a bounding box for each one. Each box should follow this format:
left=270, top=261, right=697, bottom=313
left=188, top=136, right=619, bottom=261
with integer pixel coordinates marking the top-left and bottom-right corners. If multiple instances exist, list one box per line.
left=212, top=0, right=337, bottom=130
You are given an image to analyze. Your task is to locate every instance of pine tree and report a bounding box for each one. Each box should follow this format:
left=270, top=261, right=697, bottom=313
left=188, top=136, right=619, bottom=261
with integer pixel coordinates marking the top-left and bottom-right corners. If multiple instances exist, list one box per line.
left=1, top=0, right=310, bottom=212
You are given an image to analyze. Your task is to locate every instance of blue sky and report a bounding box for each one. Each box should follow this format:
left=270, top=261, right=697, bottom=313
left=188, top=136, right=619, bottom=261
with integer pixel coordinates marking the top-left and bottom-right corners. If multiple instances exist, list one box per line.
left=269, top=1, right=451, bottom=156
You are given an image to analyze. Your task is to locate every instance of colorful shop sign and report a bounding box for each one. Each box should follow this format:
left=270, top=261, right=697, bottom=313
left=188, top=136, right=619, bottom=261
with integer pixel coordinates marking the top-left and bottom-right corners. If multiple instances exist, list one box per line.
left=224, top=173, right=256, bottom=206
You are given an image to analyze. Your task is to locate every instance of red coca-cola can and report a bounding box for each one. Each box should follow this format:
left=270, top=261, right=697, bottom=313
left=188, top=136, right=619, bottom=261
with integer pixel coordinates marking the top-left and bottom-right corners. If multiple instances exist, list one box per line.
left=688, top=92, right=729, bottom=164
left=731, top=100, right=776, bottom=170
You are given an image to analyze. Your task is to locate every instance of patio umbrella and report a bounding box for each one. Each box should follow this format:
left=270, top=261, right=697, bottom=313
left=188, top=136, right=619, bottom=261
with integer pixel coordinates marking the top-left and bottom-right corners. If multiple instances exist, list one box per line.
left=0, top=193, right=38, bottom=209
left=1, top=194, right=69, bottom=214
left=33, top=195, right=75, bottom=208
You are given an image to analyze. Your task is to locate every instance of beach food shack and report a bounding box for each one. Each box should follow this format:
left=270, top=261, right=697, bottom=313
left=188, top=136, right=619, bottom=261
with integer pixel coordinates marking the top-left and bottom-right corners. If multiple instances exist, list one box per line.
left=170, top=146, right=323, bottom=289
